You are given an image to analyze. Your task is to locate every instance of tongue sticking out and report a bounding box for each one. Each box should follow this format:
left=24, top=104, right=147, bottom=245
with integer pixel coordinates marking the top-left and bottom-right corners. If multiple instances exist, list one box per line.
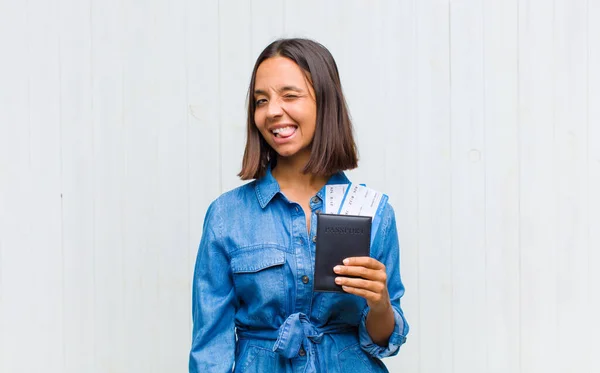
left=275, top=126, right=296, bottom=138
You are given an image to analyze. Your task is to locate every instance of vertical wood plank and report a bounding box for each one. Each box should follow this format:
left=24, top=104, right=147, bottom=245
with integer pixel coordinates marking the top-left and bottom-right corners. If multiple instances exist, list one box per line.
left=185, top=0, right=220, bottom=288
left=321, top=1, right=388, bottom=189
left=449, top=0, right=487, bottom=371
left=250, top=0, right=284, bottom=58
left=58, top=0, right=96, bottom=371
left=415, top=1, right=453, bottom=372
left=518, top=1, right=559, bottom=372
left=0, top=1, right=29, bottom=371
left=482, top=0, right=521, bottom=372
left=153, top=0, right=189, bottom=370
left=26, top=0, right=65, bottom=370
left=19, top=0, right=65, bottom=371
left=380, top=0, right=420, bottom=371
left=283, top=0, right=346, bottom=46
left=587, top=1, right=600, bottom=372
left=121, top=0, right=160, bottom=371
left=553, top=0, right=590, bottom=371
left=90, top=0, right=127, bottom=371
left=219, top=0, right=252, bottom=192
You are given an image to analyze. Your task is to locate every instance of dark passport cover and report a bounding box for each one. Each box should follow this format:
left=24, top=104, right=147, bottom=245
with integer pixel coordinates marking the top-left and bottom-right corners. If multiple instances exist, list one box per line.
left=314, top=213, right=372, bottom=292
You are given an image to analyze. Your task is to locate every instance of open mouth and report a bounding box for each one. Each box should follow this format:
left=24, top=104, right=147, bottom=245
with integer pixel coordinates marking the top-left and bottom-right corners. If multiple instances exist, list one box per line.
left=271, top=125, right=298, bottom=138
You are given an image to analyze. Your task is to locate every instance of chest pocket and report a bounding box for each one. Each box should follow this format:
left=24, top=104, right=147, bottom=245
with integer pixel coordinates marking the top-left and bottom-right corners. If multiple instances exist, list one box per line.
left=230, top=245, right=287, bottom=323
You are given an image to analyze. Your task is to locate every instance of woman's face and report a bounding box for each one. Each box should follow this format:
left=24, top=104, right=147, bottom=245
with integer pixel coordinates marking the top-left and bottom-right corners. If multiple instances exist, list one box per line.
left=253, top=56, right=317, bottom=160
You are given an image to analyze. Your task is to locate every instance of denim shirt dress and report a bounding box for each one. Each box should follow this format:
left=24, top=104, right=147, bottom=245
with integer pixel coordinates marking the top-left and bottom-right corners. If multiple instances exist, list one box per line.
left=189, top=167, right=409, bottom=373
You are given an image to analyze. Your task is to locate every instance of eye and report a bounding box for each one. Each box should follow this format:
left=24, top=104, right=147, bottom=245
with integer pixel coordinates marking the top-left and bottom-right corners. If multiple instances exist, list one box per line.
left=255, top=98, right=267, bottom=106
left=284, top=94, right=299, bottom=99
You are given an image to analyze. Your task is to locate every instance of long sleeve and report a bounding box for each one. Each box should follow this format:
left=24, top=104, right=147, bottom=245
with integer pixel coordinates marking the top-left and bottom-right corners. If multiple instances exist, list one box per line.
left=358, top=203, right=409, bottom=358
left=189, top=201, right=237, bottom=373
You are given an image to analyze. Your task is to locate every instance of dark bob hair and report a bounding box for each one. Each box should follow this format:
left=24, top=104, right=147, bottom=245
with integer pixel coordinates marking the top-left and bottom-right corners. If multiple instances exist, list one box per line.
left=238, top=38, right=358, bottom=180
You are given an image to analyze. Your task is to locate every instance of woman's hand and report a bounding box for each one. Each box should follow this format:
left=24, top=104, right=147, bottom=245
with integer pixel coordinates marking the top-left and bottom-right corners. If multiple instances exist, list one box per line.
left=333, top=257, right=391, bottom=312
left=333, top=256, right=395, bottom=346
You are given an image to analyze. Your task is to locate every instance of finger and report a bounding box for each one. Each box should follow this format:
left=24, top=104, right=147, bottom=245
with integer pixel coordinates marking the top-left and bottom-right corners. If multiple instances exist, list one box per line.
left=335, top=276, right=386, bottom=294
left=333, top=265, right=387, bottom=283
left=343, top=257, right=385, bottom=270
left=340, top=285, right=386, bottom=304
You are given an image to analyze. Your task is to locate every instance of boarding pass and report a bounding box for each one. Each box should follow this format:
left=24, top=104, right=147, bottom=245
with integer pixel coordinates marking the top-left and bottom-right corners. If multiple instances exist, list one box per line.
left=324, top=183, right=389, bottom=246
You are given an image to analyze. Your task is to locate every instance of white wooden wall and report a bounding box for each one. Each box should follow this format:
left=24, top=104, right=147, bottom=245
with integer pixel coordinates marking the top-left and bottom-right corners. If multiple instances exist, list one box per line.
left=0, top=1, right=598, bottom=372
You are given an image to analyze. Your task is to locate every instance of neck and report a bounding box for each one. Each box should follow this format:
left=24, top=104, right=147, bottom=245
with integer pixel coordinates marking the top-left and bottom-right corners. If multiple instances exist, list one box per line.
left=272, top=152, right=329, bottom=193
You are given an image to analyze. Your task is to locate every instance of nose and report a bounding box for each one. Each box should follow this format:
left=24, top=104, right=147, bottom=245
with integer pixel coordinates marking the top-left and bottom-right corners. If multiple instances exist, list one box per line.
left=266, top=98, right=283, bottom=119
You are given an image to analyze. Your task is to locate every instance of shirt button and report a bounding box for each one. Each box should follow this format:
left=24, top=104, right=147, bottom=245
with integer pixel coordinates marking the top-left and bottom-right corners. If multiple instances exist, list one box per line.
left=302, top=275, right=310, bottom=284
left=299, top=347, right=306, bottom=356
left=311, top=196, right=319, bottom=204
left=312, top=235, right=317, bottom=243
left=315, top=209, right=321, bottom=214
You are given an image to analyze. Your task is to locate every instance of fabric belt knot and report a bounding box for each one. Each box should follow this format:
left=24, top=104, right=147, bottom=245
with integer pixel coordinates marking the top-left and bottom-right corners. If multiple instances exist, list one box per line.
left=272, top=312, right=354, bottom=373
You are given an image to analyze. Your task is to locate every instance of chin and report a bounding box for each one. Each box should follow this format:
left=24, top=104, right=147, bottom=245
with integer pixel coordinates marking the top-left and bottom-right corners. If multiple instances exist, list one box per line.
left=274, top=150, right=299, bottom=158
left=273, top=147, right=311, bottom=160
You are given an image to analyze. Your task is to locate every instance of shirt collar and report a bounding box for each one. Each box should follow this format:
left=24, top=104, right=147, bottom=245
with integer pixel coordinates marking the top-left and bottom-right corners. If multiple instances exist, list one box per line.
left=254, top=164, right=351, bottom=209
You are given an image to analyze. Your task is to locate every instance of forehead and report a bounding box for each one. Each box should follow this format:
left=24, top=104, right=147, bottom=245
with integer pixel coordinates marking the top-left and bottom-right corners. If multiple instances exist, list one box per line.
left=254, top=56, right=310, bottom=89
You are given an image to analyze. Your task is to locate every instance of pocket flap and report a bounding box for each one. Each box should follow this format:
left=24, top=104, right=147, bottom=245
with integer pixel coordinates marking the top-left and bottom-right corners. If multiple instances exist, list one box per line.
left=231, top=246, right=286, bottom=274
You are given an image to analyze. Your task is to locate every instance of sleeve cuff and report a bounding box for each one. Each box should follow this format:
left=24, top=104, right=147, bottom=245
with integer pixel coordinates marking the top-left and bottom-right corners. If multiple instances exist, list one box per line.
left=358, top=305, right=409, bottom=359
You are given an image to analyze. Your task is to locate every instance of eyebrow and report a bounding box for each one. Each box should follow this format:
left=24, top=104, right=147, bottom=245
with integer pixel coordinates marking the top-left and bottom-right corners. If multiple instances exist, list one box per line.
left=279, top=85, right=303, bottom=93
left=254, top=85, right=303, bottom=96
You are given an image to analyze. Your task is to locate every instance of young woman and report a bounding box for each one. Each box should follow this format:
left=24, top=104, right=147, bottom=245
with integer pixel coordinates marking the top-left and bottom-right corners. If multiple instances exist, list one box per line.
left=189, top=38, right=408, bottom=373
